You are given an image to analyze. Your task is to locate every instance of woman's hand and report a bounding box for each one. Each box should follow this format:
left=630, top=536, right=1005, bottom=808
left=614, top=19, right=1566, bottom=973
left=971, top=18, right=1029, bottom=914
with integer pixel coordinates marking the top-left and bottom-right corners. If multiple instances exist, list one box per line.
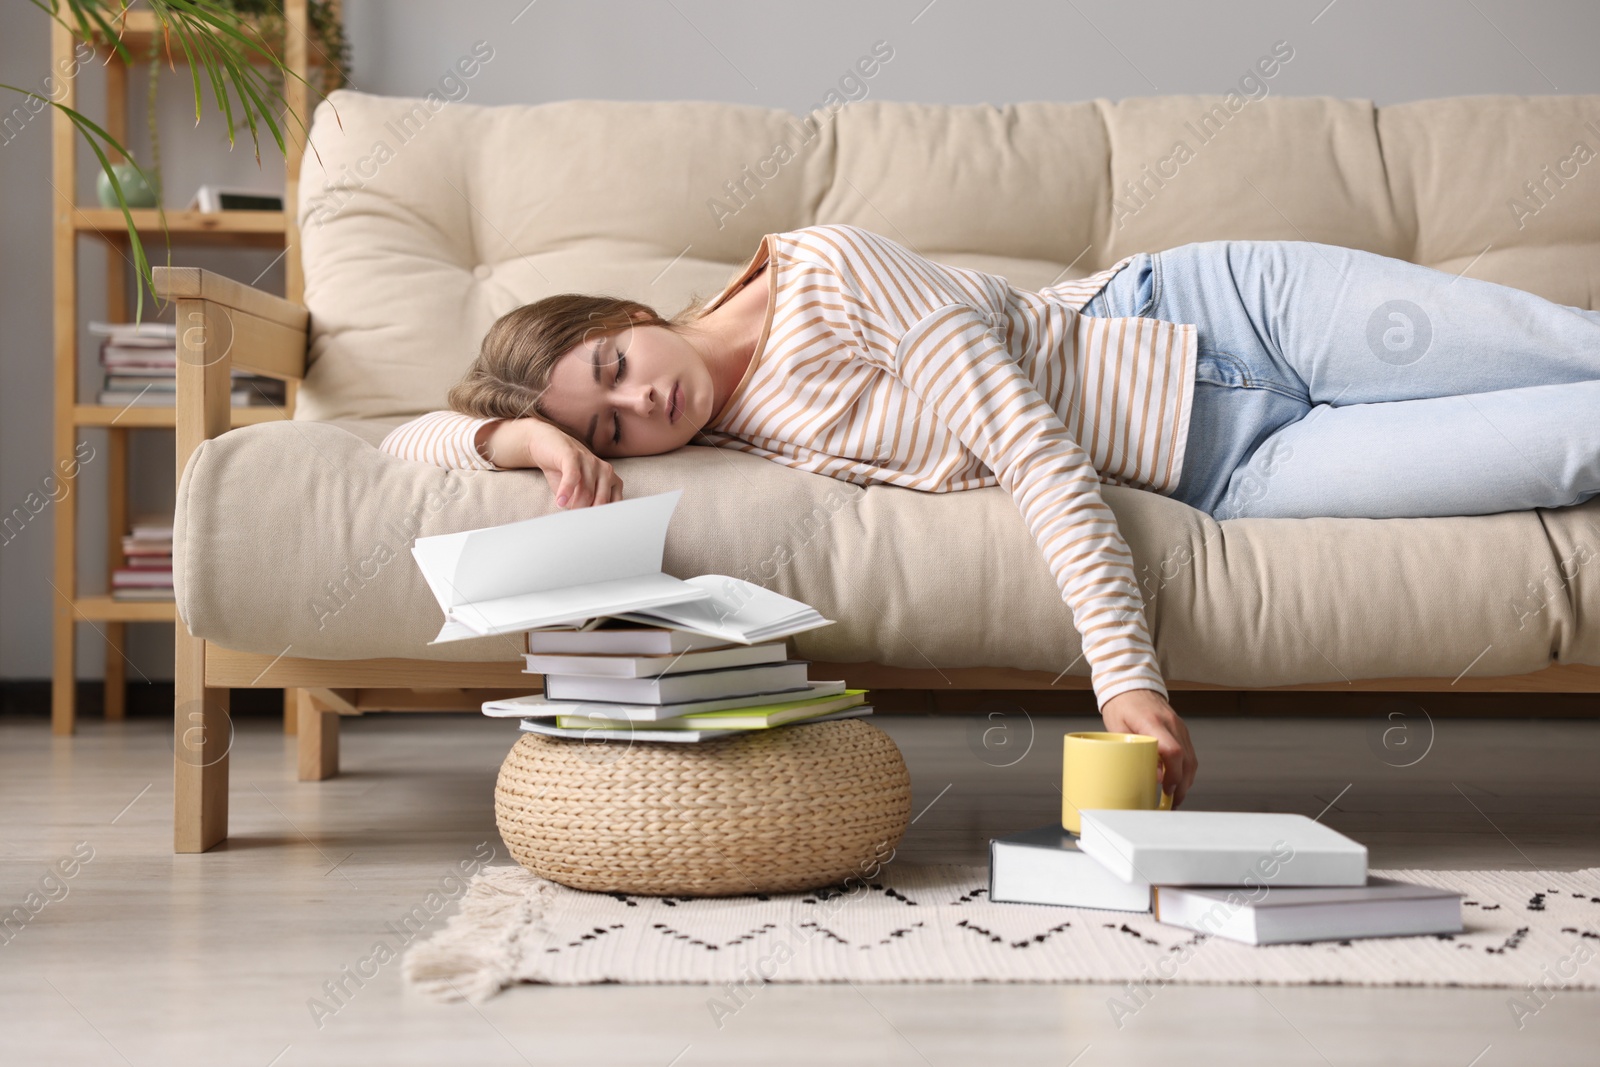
left=1098, top=687, right=1198, bottom=808
left=478, top=418, right=624, bottom=508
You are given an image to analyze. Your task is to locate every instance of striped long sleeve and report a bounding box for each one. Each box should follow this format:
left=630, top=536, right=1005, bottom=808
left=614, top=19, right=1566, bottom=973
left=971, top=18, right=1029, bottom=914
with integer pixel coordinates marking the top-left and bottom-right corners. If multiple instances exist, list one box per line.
left=381, top=410, right=500, bottom=469
left=893, top=301, right=1167, bottom=706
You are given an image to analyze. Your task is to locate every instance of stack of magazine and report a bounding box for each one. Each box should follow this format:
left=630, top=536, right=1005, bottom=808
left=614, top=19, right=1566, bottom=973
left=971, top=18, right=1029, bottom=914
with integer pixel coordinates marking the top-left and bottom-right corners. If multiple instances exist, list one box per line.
left=409, top=488, right=871, bottom=742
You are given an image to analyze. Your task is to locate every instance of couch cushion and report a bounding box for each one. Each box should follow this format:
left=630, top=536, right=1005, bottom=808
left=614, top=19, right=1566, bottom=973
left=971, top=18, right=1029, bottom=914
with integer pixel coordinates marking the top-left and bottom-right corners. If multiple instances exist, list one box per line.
left=296, top=94, right=837, bottom=422
left=176, top=419, right=1598, bottom=683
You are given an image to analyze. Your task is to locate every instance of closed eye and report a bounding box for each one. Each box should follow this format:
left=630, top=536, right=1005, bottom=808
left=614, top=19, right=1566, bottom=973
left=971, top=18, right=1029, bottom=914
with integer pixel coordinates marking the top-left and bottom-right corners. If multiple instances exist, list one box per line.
left=610, top=348, right=627, bottom=445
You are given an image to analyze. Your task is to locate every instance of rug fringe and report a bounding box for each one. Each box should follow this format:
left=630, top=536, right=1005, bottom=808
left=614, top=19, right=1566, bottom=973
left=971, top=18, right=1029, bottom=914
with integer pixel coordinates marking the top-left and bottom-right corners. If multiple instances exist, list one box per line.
left=402, top=865, right=554, bottom=1003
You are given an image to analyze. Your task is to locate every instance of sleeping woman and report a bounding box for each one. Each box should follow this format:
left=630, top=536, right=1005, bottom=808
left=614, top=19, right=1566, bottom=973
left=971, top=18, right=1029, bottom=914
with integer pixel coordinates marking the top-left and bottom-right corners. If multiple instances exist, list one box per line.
left=383, top=223, right=1600, bottom=808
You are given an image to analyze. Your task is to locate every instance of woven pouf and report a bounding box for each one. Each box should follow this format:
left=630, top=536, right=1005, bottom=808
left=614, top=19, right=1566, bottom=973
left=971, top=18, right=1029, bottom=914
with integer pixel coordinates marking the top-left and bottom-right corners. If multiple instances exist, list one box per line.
left=494, top=719, right=912, bottom=896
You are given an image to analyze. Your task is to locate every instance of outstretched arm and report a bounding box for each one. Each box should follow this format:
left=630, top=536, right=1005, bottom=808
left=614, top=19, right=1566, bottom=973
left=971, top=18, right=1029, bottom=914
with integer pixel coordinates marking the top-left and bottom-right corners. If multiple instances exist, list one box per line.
left=893, top=302, right=1197, bottom=802
left=379, top=410, right=624, bottom=508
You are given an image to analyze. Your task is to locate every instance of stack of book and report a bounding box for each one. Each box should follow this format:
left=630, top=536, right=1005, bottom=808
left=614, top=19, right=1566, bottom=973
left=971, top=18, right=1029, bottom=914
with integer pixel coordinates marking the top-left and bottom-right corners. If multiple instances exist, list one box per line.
left=484, top=607, right=871, bottom=742
left=112, top=517, right=173, bottom=601
left=989, top=810, right=1464, bottom=945
left=90, top=320, right=286, bottom=408
left=405, top=488, right=865, bottom=742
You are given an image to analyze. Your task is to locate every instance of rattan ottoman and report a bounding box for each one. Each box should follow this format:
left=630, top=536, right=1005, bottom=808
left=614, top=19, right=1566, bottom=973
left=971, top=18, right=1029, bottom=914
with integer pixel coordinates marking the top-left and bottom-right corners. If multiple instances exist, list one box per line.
left=494, top=718, right=913, bottom=896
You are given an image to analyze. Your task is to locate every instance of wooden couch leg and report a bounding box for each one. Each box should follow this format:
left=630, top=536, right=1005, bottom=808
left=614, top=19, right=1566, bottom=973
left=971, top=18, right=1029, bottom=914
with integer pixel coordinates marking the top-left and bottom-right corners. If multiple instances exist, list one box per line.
left=297, top=689, right=340, bottom=781
left=174, top=627, right=228, bottom=852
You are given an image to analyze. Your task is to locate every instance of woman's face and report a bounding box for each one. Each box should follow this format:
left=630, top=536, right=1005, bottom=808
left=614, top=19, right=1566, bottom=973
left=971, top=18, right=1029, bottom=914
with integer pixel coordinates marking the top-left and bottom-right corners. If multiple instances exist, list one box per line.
left=538, top=311, right=712, bottom=459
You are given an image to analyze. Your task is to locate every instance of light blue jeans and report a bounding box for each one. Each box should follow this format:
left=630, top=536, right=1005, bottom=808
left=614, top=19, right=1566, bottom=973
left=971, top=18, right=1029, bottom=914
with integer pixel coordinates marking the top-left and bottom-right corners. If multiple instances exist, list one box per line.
left=1082, top=240, right=1600, bottom=519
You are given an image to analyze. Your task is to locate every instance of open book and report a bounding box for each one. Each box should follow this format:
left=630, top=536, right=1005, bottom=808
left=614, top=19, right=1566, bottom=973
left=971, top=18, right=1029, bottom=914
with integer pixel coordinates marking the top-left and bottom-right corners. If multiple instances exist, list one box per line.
left=410, top=488, right=834, bottom=644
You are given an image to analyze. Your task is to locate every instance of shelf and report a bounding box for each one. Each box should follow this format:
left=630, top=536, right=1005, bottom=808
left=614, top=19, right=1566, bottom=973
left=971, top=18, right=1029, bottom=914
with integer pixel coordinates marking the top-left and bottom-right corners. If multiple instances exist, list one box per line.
left=51, top=2, right=323, bottom=731
left=83, top=10, right=327, bottom=69
left=73, top=208, right=287, bottom=249
left=74, top=404, right=289, bottom=427
left=74, top=596, right=177, bottom=623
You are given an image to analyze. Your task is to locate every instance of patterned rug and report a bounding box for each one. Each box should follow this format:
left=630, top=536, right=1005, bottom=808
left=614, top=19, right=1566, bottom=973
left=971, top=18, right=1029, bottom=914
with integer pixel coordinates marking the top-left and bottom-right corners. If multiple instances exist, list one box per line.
left=403, top=863, right=1600, bottom=1002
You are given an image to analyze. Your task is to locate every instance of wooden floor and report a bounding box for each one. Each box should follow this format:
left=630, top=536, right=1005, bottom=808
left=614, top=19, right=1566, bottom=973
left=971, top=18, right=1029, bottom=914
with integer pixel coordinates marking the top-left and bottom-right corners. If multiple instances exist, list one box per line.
left=2, top=709, right=1598, bottom=1066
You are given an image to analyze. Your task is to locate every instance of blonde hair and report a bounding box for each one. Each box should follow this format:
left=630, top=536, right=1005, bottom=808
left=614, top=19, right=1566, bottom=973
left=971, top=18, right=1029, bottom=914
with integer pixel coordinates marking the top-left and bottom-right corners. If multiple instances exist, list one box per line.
left=446, top=292, right=713, bottom=422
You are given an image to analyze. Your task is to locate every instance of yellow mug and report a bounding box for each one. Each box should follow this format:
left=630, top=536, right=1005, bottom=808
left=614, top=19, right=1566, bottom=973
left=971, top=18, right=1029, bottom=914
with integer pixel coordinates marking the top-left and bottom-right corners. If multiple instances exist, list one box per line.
left=1061, top=731, right=1173, bottom=834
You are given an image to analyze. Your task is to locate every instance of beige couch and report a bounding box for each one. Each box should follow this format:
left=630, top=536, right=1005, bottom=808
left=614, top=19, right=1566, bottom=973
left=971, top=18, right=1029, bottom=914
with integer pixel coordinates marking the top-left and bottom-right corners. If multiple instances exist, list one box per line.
left=164, top=90, right=1600, bottom=852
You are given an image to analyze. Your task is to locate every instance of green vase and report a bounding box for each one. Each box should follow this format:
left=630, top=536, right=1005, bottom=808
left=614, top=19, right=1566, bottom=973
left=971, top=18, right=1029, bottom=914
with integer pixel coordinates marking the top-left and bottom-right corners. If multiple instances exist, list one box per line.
left=95, top=162, right=160, bottom=209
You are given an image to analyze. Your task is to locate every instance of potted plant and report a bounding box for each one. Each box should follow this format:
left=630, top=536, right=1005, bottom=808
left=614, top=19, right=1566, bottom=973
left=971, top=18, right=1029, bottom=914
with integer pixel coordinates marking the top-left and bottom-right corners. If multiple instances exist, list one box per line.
left=6, top=0, right=348, bottom=314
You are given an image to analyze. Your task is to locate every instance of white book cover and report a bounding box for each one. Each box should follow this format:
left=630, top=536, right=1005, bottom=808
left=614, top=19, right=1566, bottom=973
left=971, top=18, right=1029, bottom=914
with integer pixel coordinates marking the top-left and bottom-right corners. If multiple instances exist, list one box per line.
left=481, top=679, right=848, bottom=721
left=1077, top=810, right=1368, bottom=887
left=526, top=623, right=730, bottom=656
left=522, top=639, right=788, bottom=678
left=89, top=320, right=178, bottom=341
left=542, top=660, right=811, bottom=704
left=989, top=826, right=1151, bottom=913
left=1152, top=877, right=1463, bottom=944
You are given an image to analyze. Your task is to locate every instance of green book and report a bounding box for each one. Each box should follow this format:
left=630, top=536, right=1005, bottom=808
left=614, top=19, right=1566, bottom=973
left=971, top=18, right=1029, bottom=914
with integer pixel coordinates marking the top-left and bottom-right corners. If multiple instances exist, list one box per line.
left=557, top=689, right=868, bottom=731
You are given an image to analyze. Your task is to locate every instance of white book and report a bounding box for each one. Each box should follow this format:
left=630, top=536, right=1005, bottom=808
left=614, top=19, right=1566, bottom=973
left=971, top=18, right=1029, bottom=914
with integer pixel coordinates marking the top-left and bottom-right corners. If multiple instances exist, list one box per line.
left=189, top=184, right=284, bottom=212
left=519, top=704, right=872, bottom=743
left=88, top=320, right=178, bottom=342
left=562, top=690, right=867, bottom=730
left=989, top=826, right=1152, bottom=913
left=481, top=679, right=848, bottom=721
left=522, top=639, right=788, bottom=678
left=1152, top=877, right=1463, bottom=945
left=99, top=388, right=252, bottom=407
left=1077, top=810, right=1368, bottom=887
left=527, top=622, right=731, bottom=656
left=409, top=489, right=835, bottom=643
left=542, top=659, right=812, bottom=704
left=611, top=575, right=830, bottom=646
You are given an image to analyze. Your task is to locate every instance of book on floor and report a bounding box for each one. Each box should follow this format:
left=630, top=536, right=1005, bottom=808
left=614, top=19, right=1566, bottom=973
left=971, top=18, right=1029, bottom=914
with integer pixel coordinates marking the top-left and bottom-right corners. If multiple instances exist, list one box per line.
left=988, top=825, right=1152, bottom=913
left=557, top=689, right=868, bottom=730
left=410, top=488, right=834, bottom=643
left=523, top=638, right=789, bottom=678
left=519, top=703, right=873, bottom=743
left=481, top=679, right=849, bottom=721
left=542, top=659, right=812, bottom=704
left=1077, top=810, right=1369, bottom=887
left=1151, top=877, right=1463, bottom=944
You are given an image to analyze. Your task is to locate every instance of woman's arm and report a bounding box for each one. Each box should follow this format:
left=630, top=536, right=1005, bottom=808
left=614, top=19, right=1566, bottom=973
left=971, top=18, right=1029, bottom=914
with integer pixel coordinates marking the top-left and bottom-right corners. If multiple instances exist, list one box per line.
left=892, top=302, right=1197, bottom=801
left=380, top=410, right=505, bottom=469
left=895, top=303, right=1165, bottom=704
left=379, top=410, right=624, bottom=508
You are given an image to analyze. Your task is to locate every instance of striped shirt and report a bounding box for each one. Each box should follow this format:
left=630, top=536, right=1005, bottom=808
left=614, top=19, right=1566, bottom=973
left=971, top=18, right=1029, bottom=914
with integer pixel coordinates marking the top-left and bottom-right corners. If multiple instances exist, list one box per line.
left=382, top=224, right=1197, bottom=705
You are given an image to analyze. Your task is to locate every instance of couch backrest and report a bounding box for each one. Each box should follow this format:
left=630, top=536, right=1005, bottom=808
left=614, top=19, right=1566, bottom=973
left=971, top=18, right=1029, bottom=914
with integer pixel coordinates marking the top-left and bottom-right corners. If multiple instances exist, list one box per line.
left=296, top=90, right=1600, bottom=422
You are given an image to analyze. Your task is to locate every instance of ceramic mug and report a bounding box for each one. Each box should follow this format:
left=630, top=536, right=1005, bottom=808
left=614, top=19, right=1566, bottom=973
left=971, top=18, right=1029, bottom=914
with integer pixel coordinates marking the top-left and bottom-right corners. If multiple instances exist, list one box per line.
left=1061, top=731, right=1172, bottom=833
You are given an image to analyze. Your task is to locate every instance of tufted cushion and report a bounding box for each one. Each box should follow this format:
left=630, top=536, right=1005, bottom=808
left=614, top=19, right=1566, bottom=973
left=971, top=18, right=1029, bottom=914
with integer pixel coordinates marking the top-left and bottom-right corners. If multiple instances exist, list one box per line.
left=296, top=91, right=1600, bottom=424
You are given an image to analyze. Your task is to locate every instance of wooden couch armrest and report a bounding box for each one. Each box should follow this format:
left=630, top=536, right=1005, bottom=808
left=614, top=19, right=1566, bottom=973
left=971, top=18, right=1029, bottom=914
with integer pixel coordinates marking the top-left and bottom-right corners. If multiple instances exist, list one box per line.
left=153, top=266, right=310, bottom=477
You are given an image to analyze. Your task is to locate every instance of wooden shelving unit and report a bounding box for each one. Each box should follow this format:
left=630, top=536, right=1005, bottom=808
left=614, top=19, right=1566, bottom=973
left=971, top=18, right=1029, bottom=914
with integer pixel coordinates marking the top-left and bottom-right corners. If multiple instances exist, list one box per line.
left=50, top=3, right=325, bottom=734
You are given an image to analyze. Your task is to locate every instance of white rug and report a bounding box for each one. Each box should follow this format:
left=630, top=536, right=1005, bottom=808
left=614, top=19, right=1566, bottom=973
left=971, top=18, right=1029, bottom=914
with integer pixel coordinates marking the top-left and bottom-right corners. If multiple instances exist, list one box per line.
left=403, top=863, right=1600, bottom=1002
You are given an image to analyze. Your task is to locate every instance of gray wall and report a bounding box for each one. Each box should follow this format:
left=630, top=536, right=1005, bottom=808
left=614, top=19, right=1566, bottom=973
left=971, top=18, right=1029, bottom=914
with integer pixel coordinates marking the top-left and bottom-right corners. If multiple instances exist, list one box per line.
left=4, top=0, right=1599, bottom=682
